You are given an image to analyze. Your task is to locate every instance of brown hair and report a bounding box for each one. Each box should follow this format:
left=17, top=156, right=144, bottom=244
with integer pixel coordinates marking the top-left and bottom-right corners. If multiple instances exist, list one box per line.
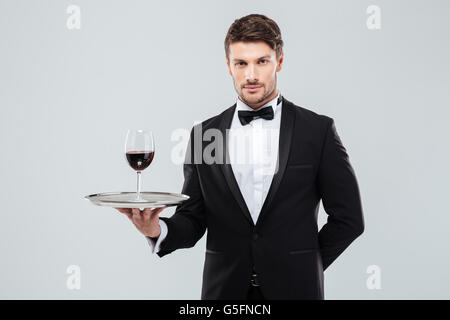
left=224, top=14, right=284, bottom=59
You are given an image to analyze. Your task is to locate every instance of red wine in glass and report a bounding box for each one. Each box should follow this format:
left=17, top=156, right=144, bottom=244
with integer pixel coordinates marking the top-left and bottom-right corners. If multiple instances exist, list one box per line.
left=125, top=130, right=155, bottom=201
left=126, top=151, right=155, bottom=171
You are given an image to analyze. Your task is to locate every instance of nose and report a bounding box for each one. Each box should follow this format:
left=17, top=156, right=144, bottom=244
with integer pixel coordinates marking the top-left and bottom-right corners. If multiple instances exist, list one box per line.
left=245, top=64, right=258, bottom=82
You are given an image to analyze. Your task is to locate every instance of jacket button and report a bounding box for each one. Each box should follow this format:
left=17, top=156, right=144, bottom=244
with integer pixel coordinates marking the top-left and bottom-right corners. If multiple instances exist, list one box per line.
left=253, top=233, right=259, bottom=240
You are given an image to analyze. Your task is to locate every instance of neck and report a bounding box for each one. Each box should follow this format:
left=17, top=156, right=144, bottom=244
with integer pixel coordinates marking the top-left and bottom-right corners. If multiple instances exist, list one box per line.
left=240, top=88, right=279, bottom=110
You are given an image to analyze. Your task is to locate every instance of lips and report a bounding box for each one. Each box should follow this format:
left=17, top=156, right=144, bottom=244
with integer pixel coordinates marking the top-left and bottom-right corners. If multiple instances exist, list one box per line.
left=244, top=85, right=262, bottom=93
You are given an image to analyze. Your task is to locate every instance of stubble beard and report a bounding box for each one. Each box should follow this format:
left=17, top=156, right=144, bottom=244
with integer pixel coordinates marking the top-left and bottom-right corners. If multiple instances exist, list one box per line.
left=236, top=75, right=277, bottom=108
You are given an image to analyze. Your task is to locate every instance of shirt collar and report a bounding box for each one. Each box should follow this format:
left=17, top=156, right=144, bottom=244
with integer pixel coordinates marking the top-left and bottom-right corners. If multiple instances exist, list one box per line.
left=236, top=90, right=282, bottom=114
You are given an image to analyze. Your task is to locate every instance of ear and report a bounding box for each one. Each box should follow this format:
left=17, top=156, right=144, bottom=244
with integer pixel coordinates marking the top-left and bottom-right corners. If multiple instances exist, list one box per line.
left=226, top=56, right=232, bottom=76
left=276, top=51, right=284, bottom=72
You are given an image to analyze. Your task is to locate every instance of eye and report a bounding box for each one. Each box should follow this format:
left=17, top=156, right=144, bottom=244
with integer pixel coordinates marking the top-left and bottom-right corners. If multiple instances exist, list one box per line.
left=235, top=61, right=246, bottom=66
left=259, top=59, right=268, bottom=64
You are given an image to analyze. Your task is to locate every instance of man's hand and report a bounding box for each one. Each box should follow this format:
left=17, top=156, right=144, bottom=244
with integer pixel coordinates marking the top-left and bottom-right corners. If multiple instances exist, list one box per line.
left=115, top=207, right=166, bottom=238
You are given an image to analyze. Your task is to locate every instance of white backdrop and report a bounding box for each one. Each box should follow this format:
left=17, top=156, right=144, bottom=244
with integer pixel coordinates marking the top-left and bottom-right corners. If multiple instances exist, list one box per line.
left=0, top=0, right=449, bottom=299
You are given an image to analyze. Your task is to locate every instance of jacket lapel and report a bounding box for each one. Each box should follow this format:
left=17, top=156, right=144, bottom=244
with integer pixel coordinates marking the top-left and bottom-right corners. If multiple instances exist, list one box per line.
left=256, top=97, right=295, bottom=228
left=217, top=96, right=296, bottom=227
left=218, top=104, right=254, bottom=225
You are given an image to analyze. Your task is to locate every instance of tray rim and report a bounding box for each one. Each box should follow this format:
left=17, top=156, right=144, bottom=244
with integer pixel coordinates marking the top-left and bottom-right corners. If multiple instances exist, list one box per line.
left=84, top=191, right=190, bottom=208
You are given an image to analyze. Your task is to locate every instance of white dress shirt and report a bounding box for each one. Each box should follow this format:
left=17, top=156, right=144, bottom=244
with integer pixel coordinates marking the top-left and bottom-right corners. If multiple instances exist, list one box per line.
left=146, top=91, right=282, bottom=253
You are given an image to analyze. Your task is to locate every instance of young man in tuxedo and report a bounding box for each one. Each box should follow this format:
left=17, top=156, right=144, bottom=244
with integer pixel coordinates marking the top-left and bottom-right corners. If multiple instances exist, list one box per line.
left=116, top=14, right=365, bottom=300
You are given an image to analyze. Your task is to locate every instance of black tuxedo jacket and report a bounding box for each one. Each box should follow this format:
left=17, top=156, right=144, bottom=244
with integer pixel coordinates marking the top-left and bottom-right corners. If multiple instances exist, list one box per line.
left=157, top=96, right=365, bottom=300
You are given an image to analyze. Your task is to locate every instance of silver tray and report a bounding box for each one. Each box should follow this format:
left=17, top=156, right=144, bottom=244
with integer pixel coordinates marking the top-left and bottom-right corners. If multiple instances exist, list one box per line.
left=84, top=191, right=189, bottom=208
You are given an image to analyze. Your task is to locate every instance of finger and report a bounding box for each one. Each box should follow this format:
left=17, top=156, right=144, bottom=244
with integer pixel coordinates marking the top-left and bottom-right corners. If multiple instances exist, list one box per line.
left=143, top=207, right=160, bottom=215
left=142, top=208, right=151, bottom=221
left=152, top=207, right=165, bottom=215
left=144, top=207, right=163, bottom=214
left=141, top=207, right=156, bottom=216
left=131, top=208, right=141, bottom=215
left=132, top=208, right=142, bottom=223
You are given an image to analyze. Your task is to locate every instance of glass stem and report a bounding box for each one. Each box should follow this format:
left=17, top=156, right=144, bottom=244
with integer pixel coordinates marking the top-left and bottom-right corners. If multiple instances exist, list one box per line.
left=136, top=171, right=142, bottom=200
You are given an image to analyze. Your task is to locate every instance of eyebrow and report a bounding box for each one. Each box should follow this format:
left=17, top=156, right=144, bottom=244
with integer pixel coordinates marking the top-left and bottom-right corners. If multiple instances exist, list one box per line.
left=232, top=55, right=271, bottom=63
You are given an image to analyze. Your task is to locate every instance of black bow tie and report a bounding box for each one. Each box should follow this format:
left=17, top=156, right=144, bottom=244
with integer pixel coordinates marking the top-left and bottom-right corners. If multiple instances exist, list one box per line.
left=237, top=95, right=282, bottom=126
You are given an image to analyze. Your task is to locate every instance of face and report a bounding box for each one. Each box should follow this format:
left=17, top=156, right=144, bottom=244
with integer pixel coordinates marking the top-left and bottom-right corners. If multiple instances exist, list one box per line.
left=226, top=41, right=283, bottom=109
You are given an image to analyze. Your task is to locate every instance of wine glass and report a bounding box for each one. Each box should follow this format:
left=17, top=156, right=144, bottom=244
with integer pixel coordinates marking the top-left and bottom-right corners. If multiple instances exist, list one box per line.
left=125, top=130, right=155, bottom=201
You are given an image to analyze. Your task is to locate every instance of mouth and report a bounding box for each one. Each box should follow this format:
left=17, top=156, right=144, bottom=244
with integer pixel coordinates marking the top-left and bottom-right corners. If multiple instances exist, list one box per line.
left=244, top=85, right=262, bottom=93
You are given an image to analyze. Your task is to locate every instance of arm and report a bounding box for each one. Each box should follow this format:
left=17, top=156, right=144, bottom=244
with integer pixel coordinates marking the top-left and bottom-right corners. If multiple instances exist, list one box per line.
left=317, top=117, right=365, bottom=271
left=156, top=125, right=207, bottom=258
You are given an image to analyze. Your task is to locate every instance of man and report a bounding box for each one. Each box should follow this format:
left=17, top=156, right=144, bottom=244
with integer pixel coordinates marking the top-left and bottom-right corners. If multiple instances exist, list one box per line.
left=115, top=14, right=364, bottom=300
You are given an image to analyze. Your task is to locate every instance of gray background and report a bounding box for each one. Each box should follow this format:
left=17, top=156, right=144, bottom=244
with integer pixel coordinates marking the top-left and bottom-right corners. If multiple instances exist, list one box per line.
left=0, top=0, right=449, bottom=299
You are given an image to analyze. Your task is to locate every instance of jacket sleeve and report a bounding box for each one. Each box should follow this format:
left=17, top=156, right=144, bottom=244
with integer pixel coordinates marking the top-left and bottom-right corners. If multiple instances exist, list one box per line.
left=317, top=117, right=365, bottom=271
left=156, top=125, right=207, bottom=258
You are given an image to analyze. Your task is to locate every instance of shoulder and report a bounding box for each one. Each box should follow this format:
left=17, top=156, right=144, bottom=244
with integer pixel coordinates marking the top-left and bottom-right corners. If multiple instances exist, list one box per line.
left=283, top=97, right=333, bottom=131
left=191, top=103, right=236, bottom=132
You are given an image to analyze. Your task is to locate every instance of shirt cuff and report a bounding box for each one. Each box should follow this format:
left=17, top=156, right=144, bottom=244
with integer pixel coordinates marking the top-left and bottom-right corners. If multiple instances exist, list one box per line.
left=145, top=219, right=168, bottom=254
